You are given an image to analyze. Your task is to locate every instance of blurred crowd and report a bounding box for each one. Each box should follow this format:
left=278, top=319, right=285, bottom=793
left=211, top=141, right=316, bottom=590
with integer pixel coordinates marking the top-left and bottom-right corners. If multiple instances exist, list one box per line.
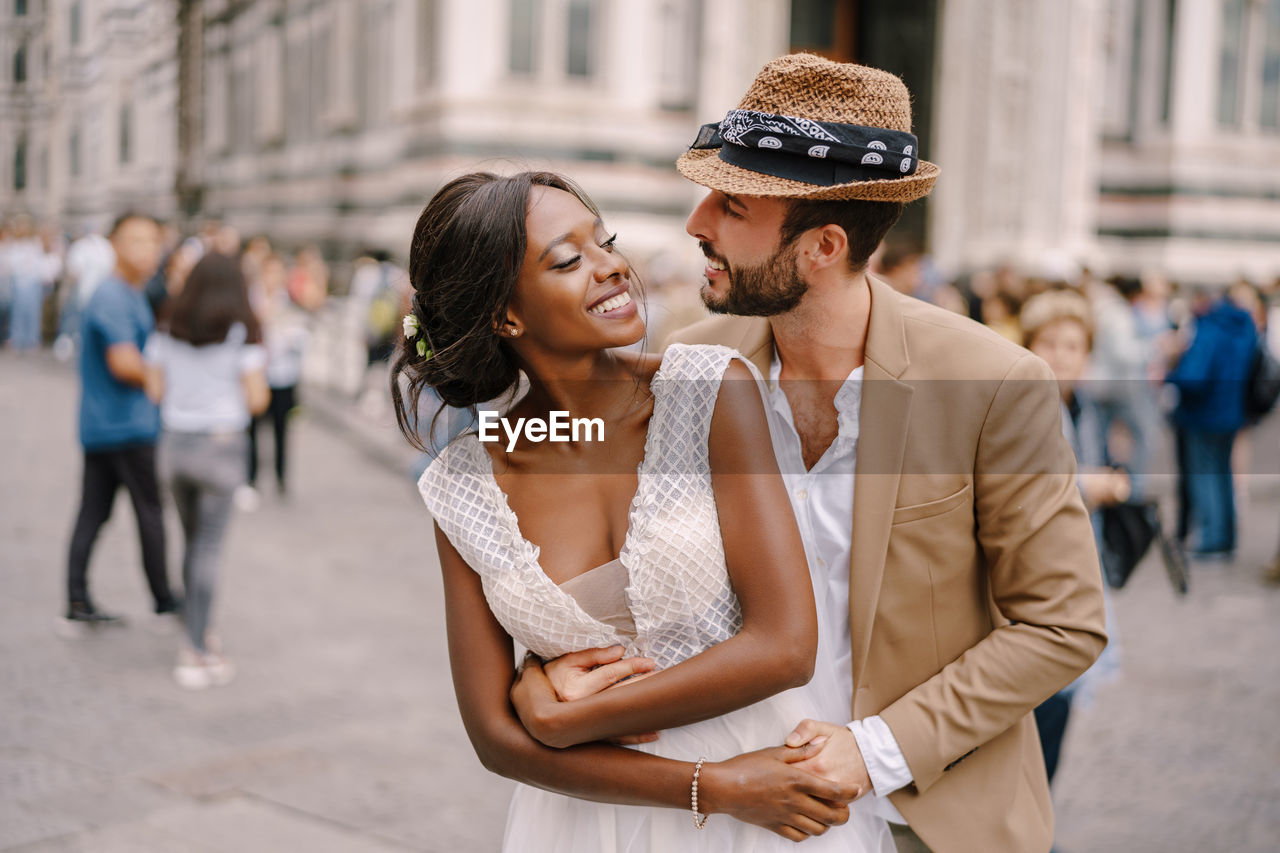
left=865, top=241, right=1280, bottom=800
left=1, top=211, right=416, bottom=690
left=4, top=212, right=1279, bottom=693
left=867, top=240, right=1280, bottom=583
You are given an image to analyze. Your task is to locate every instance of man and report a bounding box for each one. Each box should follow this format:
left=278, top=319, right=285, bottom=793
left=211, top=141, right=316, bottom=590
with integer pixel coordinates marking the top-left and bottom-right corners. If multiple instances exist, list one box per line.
left=63, top=212, right=179, bottom=628
left=1165, top=289, right=1259, bottom=560
left=665, top=54, right=1107, bottom=852
left=503, top=54, right=1104, bottom=849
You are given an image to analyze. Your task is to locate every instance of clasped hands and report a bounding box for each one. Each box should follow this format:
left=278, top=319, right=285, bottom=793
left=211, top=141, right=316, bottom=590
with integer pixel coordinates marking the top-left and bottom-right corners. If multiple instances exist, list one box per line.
left=509, top=646, right=873, bottom=841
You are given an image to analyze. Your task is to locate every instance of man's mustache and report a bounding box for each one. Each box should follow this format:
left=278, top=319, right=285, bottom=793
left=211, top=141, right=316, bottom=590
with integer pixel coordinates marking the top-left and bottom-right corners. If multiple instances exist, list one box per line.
left=699, top=241, right=727, bottom=267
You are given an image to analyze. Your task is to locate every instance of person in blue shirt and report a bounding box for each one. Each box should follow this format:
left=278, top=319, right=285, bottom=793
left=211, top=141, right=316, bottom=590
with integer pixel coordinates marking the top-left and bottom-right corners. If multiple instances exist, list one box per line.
left=64, top=212, right=179, bottom=626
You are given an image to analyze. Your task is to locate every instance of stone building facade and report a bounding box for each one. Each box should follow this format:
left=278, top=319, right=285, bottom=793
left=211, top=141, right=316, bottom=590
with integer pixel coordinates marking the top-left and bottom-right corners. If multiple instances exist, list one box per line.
left=183, top=0, right=785, bottom=266
left=1, top=0, right=181, bottom=230
left=1093, top=0, right=1280, bottom=283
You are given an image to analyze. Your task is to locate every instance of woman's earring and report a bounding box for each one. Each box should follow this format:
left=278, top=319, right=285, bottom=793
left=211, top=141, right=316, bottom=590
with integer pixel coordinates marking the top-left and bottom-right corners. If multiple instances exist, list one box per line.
left=507, top=327, right=522, bottom=338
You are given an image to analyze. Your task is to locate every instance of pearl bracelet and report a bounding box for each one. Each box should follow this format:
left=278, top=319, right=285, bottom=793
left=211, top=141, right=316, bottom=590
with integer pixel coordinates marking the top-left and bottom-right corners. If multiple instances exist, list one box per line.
left=691, top=756, right=708, bottom=829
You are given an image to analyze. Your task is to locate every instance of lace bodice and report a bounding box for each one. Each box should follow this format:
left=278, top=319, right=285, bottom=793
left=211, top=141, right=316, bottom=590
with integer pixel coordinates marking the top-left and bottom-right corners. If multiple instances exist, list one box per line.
left=418, top=344, right=750, bottom=669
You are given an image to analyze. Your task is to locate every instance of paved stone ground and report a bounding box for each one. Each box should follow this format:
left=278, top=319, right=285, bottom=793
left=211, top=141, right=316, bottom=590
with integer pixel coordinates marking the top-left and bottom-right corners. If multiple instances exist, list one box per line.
left=1, top=353, right=512, bottom=852
left=3, top=351, right=1278, bottom=852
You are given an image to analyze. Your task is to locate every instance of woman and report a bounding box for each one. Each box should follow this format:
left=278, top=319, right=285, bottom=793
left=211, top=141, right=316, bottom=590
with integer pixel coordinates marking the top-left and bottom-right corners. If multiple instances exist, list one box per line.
left=146, top=252, right=269, bottom=689
left=246, top=252, right=308, bottom=500
left=391, top=172, right=890, bottom=852
left=1020, top=289, right=1124, bottom=784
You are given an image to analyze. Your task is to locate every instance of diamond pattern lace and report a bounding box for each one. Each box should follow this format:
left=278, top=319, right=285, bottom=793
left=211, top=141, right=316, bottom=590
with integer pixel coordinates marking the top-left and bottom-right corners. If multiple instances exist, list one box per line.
left=418, top=345, right=746, bottom=669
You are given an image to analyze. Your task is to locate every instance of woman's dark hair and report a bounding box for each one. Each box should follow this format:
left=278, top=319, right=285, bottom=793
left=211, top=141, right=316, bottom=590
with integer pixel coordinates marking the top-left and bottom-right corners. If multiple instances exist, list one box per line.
left=780, top=198, right=905, bottom=272
left=390, top=171, right=604, bottom=451
left=167, top=252, right=262, bottom=346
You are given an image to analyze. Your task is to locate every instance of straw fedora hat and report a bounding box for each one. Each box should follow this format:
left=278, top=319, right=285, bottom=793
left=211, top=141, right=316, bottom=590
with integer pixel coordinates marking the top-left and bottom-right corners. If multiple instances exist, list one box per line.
left=677, top=53, right=939, bottom=202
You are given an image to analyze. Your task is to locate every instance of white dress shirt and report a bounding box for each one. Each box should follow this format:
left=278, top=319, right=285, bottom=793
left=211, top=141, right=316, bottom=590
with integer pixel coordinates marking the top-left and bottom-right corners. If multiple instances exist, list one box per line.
left=766, top=355, right=913, bottom=824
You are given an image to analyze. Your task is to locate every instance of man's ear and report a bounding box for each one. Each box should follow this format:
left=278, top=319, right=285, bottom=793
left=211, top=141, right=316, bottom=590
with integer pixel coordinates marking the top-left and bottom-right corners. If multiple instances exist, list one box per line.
left=795, top=225, right=849, bottom=276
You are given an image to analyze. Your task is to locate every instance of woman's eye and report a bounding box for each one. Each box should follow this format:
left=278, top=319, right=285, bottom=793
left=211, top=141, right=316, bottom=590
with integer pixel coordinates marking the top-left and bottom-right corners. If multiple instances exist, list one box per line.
left=552, top=255, right=582, bottom=271
left=600, top=234, right=618, bottom=251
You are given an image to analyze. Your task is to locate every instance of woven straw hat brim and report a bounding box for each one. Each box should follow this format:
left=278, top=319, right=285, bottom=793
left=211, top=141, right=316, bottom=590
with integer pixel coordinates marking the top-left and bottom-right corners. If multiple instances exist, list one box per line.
left=677, top=147, right=939, bottom=203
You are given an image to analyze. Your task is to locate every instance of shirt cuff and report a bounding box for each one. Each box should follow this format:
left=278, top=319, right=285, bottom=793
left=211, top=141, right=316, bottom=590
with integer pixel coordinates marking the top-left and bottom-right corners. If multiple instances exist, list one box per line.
left=848, top=716, right=913, bottom=797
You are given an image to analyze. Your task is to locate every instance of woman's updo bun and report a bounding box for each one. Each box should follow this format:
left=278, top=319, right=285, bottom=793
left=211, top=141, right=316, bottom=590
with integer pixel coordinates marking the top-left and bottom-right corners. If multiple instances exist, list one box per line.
left=390, top=170, right=600, bottom=451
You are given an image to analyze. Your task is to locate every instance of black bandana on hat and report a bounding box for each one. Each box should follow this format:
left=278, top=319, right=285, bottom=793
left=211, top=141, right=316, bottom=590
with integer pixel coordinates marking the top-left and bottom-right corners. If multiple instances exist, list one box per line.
left=690, top=108, right=918, bottom=186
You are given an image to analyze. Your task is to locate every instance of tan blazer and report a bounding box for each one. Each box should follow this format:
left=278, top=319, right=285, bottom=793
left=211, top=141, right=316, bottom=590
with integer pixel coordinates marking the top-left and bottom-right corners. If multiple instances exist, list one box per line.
left=669, top=275, right=1107, bottom=853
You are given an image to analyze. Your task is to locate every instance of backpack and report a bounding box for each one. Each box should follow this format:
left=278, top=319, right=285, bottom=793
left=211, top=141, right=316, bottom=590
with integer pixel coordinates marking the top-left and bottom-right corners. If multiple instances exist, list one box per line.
left=1246, top=343, right=1280, bottom=420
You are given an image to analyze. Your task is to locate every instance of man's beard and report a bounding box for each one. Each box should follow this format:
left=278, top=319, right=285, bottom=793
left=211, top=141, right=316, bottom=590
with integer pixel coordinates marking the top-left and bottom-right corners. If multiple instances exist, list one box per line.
left=700, top=240, right=809, bottom=317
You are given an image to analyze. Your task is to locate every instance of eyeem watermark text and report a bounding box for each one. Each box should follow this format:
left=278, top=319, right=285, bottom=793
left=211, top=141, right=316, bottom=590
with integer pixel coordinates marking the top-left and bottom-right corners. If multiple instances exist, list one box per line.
left=477, top=411, right=605, bottom=452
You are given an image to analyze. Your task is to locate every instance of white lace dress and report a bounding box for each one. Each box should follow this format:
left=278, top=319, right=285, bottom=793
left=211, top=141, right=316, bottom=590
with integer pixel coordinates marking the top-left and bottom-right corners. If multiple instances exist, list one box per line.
left=419, top=344, right=894, bottom=853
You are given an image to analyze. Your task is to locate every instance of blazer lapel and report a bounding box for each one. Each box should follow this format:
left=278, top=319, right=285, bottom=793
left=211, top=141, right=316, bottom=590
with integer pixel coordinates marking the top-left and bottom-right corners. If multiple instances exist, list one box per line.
left=736, top=318, right=774, bottom=375
left=849, top=277, right=913, bottom=689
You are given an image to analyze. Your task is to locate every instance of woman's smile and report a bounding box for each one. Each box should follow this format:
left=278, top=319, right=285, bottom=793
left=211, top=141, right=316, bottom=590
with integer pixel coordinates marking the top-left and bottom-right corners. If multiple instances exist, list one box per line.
left=587, top=284, right=637, bottom=318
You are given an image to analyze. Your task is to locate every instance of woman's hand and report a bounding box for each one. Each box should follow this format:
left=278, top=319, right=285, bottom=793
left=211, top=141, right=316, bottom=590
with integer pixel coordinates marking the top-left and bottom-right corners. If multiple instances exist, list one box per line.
left=698, top=743, right=861, bottom=842
left=511, top=651, right=659, bottom=747
left=543, top=646, right=656, bottom=701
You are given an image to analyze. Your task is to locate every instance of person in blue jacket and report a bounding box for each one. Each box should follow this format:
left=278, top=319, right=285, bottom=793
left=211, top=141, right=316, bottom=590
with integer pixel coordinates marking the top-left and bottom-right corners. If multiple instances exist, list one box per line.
left=1166, top=292, right=1260, bottom=558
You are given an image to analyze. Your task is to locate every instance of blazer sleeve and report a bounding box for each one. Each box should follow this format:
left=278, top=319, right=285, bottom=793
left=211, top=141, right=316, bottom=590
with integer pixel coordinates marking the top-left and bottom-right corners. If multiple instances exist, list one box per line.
left=878, top=352, right=1108, bottom=792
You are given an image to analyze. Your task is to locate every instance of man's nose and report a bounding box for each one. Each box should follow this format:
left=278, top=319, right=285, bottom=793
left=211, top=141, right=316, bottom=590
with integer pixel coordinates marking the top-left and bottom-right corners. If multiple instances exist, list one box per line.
left=686, top=192, right=716, bottom=241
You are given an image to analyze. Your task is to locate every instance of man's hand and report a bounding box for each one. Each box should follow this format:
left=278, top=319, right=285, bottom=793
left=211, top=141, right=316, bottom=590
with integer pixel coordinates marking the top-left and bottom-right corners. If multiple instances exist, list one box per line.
left=510, top=651, right=658, bottom=747
left=785, top=719, right=873, bottom=801
left=698, top=744, right=861, bottom=842
left=543, top=646, right=656, bottom=701
left=509, top=653, right=564, bottom=746
left=105, top=343, right=148, bottom=388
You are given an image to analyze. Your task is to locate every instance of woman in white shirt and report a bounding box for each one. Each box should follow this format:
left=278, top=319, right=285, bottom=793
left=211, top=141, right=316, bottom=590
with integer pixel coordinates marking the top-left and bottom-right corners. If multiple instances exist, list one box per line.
left=146, top=252, right=269, bottom=689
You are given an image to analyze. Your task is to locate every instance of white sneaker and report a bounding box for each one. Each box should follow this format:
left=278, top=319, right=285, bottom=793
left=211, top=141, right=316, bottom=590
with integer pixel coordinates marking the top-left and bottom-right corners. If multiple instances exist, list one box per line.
left=173, top=648, right=213, bottom=690
left=203, top=652, right=237, bottom=687
left=233, top=485, right=261, bottom=512
left=173, top=646, right=236, bottom=690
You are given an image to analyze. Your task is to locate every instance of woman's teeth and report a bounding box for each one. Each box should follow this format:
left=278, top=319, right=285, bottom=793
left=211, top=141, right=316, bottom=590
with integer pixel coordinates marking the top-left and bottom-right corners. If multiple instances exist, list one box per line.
left=707, top=258, right=727, bottom=271
left=590, top=291, right=632, bottom=315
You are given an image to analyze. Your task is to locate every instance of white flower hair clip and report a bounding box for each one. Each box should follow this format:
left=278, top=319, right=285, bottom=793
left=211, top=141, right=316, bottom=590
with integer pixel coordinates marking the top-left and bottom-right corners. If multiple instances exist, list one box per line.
left=403, top=313, right=430, bottom=359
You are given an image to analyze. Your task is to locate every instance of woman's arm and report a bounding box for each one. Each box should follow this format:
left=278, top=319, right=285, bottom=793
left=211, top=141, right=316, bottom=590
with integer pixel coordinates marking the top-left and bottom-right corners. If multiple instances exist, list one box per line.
left=242, top=368, right=270, bottom=416
left=512, top=358, right=817, bottom=748
left=435, top=523, right=853, bottom=841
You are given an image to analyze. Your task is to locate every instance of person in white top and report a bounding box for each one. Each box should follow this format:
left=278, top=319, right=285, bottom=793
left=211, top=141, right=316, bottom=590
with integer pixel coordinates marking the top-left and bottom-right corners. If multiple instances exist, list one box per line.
left=245, top=252, right=309, bottom=500
left=395, top=170, right=892, bottom=851
left=6, top=220, right=60, bottom=351
left=56, top=229, right=116, bottom=359
left=146, top=252, right=269, bottom=690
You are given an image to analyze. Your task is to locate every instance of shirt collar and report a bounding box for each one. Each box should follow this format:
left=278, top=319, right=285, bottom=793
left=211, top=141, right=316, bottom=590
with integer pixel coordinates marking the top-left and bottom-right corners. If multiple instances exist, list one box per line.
left=769, top=352, right=865, bottom=444
left=769, top=352, right=865, bottom=397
